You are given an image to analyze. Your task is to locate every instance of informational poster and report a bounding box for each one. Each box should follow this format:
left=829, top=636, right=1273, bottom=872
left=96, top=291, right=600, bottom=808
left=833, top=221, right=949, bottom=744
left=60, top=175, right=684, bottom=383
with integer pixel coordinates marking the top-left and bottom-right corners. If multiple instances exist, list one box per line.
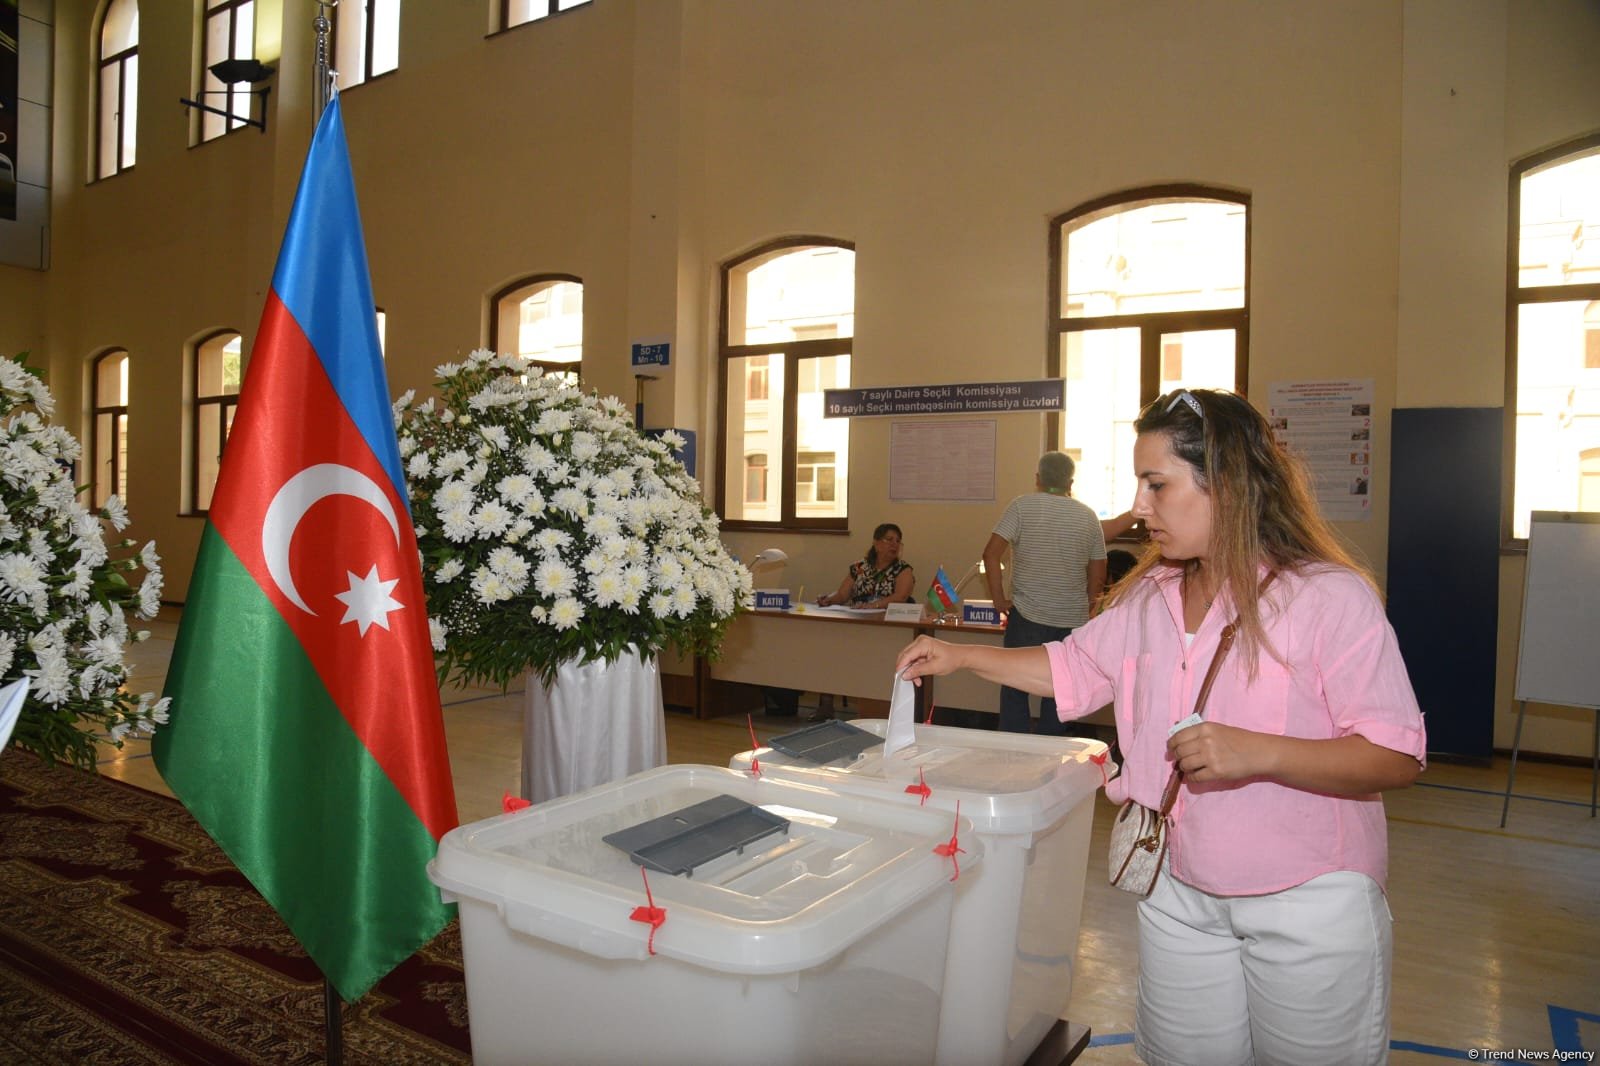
left=889, top=420, right=995, bottom=502
left=1267, top=379, right=1374, bottom=522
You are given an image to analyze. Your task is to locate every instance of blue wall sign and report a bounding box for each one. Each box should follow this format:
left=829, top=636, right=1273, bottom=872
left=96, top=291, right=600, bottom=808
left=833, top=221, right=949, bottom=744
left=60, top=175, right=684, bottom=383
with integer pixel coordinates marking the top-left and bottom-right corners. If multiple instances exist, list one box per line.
left=631, top=342, right=671, bottom=367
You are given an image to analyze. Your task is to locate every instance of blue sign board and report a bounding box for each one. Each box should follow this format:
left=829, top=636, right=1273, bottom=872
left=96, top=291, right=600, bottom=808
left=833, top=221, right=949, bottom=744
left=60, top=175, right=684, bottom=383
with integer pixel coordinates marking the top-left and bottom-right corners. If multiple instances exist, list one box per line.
left=631, top=342, right=671, bottom=367
left=822, top=379, right=1064, bottom=418
left=753, top=590, right=792, bottom=611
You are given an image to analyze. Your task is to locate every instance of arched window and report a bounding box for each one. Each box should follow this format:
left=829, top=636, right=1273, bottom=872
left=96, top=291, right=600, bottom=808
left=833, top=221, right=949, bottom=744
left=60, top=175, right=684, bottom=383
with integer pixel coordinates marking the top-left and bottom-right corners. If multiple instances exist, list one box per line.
left=192, top=330, right=241, bottom=512
left=335, top=0, right=401, bottom=90
left=502, top=0, right=591, bottom=32
left=489, top=275, right=583, bottom=384
left=718, top=238, right=854, bottom=530
left=96, top=0, right=139, bottom=179
left=200, top=0, right=258, bottom=142
left=1506, top=134, right=1600, bottom=540
left=1051, top=186, right=1249, bottom=521
left=91, top=349, right=130, bottom=508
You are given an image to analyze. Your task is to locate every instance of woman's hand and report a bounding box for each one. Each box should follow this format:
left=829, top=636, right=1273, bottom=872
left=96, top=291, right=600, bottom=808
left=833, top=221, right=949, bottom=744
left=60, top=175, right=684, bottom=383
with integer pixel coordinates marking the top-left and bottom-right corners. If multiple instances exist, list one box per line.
left=816, top=593, right=832, bottom=606
left=1167, top=722, right=1270, bottom=782
left=895, top=635, right=965, bottom=686
left=1168, top=724, right=1423, bottom=794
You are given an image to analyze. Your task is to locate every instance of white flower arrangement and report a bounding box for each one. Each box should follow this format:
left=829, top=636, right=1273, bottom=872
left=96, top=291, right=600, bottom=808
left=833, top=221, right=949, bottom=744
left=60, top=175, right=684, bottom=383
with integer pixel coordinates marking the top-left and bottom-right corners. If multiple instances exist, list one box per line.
left=395, top=350, right=751, bottom=688
left=0, top=354, right=168, bottom=770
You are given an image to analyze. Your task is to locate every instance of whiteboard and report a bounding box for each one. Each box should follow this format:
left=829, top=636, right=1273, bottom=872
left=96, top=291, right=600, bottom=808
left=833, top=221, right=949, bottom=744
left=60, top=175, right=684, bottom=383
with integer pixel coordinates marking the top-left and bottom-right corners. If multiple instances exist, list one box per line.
left=1514, top=511, right=1600, bottom=708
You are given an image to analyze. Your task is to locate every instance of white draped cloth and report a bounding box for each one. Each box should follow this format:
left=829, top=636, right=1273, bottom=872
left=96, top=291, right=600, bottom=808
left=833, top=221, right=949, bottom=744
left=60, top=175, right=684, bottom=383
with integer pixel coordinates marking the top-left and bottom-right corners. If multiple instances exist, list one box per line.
left=522, top=647, right=667, bottom=804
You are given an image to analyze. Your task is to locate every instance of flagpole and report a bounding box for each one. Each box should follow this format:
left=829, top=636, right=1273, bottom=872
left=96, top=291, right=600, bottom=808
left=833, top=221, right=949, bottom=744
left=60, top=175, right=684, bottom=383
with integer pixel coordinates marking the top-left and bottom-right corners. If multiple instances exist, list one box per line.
left=313, top=1, right=337, bottom=122
left=311, top=16, right=346, bottom=1064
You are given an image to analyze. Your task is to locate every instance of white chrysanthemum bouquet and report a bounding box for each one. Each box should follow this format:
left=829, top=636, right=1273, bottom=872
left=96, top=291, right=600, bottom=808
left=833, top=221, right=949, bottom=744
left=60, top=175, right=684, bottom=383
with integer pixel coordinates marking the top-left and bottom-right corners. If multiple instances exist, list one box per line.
left=395, top=350, right=751, bottom=688
left=0, top=354, right=168, bottom=771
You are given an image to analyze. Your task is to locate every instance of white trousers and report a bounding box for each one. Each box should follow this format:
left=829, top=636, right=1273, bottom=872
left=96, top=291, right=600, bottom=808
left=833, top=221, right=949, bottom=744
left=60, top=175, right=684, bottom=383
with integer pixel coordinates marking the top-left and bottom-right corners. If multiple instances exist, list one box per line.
left=1134, top=868, right=1393, bottom=1066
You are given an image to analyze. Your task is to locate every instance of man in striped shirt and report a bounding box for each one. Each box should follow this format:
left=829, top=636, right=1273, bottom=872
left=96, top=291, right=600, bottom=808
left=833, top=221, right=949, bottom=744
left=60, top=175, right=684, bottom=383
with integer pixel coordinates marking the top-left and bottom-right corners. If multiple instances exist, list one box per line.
left=982, top=451, right=1108, bottom=734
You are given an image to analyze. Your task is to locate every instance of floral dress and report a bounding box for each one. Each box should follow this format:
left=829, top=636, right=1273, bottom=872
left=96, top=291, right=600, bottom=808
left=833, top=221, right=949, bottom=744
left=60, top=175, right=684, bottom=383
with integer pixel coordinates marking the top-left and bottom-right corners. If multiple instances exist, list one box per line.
left=847, top=558, right=911, bottom=604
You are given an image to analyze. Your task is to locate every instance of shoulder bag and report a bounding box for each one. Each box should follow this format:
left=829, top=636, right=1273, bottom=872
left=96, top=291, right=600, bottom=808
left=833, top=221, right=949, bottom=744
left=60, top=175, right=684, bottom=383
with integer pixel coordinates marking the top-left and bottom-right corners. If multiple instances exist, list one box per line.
left=1107, top=617, right=1241, bottom=896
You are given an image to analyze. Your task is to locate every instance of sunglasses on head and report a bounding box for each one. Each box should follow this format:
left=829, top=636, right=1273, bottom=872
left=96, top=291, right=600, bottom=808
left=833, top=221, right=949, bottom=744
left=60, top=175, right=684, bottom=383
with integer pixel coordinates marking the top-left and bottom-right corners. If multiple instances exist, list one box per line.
left=1164, top=390, right=1204, bottom=418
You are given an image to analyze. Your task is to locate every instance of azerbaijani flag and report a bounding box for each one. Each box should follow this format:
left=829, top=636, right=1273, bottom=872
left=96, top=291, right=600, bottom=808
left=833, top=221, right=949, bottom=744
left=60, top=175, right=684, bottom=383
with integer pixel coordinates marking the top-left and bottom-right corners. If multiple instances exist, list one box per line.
left=152, top=96, right=458, bottom=1004
left=926, top=565, right=959, bottom=613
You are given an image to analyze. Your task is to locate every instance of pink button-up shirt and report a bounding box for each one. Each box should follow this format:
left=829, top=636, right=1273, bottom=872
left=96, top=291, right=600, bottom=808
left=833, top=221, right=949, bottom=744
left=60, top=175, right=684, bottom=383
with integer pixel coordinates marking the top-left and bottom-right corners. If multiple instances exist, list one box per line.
left=1046, top=564, right=1426, bottom=895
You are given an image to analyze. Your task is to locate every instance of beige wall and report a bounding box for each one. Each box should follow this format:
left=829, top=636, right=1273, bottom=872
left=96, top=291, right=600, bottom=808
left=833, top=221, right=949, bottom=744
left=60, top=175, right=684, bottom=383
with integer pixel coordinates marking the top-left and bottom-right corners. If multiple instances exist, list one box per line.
left=4, top=0, right=1599, bottom=755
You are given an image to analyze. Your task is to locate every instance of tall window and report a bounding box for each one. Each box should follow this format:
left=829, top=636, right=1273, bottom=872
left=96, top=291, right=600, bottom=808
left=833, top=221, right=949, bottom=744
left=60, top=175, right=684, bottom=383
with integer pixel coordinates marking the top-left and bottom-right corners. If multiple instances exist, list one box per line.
left=91, top=350, right=130, bottom=508
left=192, top=331, right=242, bottom=512
left=718, top=239, right=854, bottom=530
left=1507, top=134, right=1600, bottom=541
left=503, top=0, right=590, bottom=31
left=489, top=275, right=582, bottom=384
left=335, top=0, right=401, bottom=90
left=200, top=0, right=256, bottom=142
left=1051, top=186, right=1249, bottom=521
left=96, top=0, right=139, bottom=179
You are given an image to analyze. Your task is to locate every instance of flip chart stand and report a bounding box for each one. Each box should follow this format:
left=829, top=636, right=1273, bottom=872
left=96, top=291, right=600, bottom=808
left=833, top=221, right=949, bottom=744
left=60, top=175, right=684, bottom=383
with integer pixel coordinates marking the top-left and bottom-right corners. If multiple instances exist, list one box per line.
left=1499, top=511, right=1600, bottom=827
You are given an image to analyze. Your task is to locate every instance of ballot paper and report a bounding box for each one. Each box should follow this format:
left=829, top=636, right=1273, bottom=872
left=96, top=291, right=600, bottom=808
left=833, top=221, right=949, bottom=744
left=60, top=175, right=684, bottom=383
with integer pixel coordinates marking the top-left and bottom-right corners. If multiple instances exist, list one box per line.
left=0, top=676, right=30, bottom=750
left=885, top=672, right=917, bottom=756
left=1168, top=711, right=1202, bottom=737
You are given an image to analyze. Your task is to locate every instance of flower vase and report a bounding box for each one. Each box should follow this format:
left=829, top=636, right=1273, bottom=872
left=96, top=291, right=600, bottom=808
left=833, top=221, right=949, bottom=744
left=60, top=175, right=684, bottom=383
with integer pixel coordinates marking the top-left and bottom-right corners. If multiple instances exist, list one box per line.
left=521, top=647, right=667, bottom=804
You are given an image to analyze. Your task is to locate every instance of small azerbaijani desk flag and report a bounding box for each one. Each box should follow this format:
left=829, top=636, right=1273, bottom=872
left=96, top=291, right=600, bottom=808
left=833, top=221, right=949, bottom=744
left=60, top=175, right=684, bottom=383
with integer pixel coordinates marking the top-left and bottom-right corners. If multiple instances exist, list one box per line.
left=152, top=94, right=458, bottom=1004
left=926, top=565, right=960, bottom=613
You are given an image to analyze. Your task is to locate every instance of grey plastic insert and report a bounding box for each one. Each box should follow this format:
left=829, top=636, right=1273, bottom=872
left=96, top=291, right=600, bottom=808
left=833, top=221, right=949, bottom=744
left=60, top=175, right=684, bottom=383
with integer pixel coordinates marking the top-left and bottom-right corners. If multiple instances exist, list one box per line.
left=603, top=794, right=792, bottom=876
left=767, top=720, right=884, bottom=764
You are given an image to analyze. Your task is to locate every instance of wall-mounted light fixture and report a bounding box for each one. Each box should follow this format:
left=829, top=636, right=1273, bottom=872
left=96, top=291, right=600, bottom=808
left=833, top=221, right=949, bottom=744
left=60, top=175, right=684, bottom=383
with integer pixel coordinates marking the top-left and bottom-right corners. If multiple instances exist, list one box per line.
left=179, top=59, right=276, bottom=134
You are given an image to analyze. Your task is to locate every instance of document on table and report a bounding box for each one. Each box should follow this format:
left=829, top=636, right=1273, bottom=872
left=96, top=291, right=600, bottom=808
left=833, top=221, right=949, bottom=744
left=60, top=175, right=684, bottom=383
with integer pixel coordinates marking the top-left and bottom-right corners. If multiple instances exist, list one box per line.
left=885, top=672, right=917, bottom=756
left=0, top=676, right=30, bottom=750
left=807, top=604, right=886, bottom=617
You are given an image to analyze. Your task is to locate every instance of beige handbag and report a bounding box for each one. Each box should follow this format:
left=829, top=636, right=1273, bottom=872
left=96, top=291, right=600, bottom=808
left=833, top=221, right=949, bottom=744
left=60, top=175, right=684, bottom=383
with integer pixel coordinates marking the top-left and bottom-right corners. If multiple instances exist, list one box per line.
left=1108, top=617, right=1241, bottom=897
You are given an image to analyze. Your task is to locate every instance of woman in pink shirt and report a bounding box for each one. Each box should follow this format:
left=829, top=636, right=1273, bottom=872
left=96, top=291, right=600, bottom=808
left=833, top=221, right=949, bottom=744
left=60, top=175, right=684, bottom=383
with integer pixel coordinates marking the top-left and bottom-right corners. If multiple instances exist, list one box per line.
left=897, top=388, right=1426, bottom=1066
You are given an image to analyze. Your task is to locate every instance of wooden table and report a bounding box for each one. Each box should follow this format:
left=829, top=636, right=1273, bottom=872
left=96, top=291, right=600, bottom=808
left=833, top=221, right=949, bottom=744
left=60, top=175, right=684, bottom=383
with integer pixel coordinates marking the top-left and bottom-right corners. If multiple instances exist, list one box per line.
left=668, top=608, right=1007, bottom=720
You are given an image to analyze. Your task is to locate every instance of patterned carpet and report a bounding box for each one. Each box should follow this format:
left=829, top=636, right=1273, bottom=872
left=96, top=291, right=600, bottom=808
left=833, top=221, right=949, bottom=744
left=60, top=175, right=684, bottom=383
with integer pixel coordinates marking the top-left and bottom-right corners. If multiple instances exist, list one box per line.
left=0, top=749, right=471, bottom=1065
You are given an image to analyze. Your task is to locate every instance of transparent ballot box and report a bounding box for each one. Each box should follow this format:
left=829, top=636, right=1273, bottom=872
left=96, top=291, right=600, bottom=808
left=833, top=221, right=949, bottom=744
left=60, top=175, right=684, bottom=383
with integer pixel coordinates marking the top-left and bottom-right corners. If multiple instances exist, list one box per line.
left=732, top=720, right=1109, bottom=1066
left=428, top=764, right=982, bottom=1066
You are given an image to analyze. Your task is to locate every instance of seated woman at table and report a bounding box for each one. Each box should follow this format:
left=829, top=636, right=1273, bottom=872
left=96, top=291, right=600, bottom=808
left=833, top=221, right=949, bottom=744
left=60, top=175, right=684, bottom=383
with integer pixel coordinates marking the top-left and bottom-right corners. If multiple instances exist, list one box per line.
left=817, top=523, right=916, bottom=609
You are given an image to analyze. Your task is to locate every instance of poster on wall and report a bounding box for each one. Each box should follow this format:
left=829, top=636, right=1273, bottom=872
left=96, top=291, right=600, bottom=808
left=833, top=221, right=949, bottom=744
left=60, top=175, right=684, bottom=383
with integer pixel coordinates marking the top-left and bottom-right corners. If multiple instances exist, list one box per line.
left=1267, top=379, right=1374, bottom=522
left=889, top=420, right=996, bottom=502
left=0, top=0, right=17, bottom=222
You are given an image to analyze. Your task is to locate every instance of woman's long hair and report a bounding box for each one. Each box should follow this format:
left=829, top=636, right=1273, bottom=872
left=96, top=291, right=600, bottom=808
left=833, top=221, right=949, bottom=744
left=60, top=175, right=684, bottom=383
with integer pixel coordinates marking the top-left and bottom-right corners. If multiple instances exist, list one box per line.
left=865, top=522, right=902, bottom=568
left=1105, top=388, right=1373, bottom=672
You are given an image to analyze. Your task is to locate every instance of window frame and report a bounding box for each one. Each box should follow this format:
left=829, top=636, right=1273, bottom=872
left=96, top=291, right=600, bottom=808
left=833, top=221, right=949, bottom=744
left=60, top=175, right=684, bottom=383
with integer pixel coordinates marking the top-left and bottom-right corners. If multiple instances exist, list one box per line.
left=334, top=0, right=400, bottom=90
left=1503, top=131, right=1600, bottom=548
left=90, top=348, right=130, bottom=508
left=500, top=0, right=591, bottom=33
left=191, top=329, right=241, bottom=514
left=487, top=273, right=584, bottom=382
left=199, top=0, right=257, bottom=142
left=715, top=235, right=855, bottom=534
left=95, top=0, right=138, bottom=179
left=1047, top=184, right=1251, bottom=516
